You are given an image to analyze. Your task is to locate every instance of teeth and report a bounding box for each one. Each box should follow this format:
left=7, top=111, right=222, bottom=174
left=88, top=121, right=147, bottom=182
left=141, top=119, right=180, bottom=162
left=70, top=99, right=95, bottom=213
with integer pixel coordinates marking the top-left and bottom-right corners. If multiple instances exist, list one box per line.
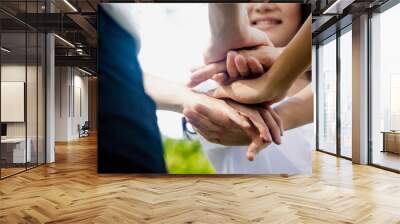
left=256, top=20, right=279, bottom=26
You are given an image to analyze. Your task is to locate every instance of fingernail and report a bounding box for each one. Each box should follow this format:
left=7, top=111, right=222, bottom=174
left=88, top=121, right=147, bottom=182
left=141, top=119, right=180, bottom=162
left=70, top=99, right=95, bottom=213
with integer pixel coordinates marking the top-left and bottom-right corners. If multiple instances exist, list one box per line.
left=280, top=127, right=284, bottom=136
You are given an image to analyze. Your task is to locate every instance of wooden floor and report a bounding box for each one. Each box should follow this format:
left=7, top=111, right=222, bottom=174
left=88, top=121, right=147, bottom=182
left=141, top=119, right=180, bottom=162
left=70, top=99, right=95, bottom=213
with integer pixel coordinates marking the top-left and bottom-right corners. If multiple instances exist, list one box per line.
left=372, top=150, right=400, bottom=171
left=1, top=135, right=400, bottom=223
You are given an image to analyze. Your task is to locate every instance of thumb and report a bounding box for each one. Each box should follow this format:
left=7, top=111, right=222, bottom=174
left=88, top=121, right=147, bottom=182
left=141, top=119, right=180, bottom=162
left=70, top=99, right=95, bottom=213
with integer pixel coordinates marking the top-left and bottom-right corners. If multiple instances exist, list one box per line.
left=210, top=86, right=230, bottom=99
left=188, top=61, right=226, bottom=88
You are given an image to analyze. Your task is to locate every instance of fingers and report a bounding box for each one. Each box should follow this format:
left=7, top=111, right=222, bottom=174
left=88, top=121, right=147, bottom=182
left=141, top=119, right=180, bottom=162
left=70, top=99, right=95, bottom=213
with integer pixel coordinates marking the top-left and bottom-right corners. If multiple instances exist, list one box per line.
left=243, top=128, right=268, bottom=161
left=247, top=139, right=266, bottom=161
left=193, top=49, right=267, bottom=88
left=188, top=60, right=227, bottom=87
left=226, top=51, right=239, bottom=80
left=246, top=111, right=271, bottom=144
left=268, top=107, right=284, bottom=136
left=193, top=103, right=250, bottom=129
left=260, top=109, right=282, bottom=145
left=212, top=72, right=228, bottom=85
left=183, top=109, right=222, bottom=133
left=220, top=103, right=253, bottom=129
left=227, top=102, right=270, bottom=143
left=247, top=56, right=264, bottom=77
left=231, top=54, right=264, bottom=80
left=234, top=54, right=250, bottom=77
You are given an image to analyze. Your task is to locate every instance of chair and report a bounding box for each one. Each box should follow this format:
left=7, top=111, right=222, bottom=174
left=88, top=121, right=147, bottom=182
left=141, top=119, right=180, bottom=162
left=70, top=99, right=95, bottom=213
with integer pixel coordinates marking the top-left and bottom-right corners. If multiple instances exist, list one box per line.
left=78, top=121, right=90, bottom=138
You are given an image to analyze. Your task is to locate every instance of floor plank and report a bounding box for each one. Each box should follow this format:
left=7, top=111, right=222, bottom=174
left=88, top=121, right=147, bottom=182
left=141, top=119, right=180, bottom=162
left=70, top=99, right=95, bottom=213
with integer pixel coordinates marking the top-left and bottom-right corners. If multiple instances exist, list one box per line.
left=1, top=135, right=400, bottom=223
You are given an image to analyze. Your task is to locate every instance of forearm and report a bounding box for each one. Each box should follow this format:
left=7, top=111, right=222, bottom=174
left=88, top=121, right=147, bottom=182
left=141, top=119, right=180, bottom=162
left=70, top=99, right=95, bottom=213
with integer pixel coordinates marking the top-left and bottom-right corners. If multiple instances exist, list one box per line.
left=205, top=3, right=269, bottom=63
left=262, top=15, right=312, bottom=91
left=143, top=73, right=190, bottom=113
left=208, top=3, right=247, bottom=42
left=274, top=84, right=314, bottom=131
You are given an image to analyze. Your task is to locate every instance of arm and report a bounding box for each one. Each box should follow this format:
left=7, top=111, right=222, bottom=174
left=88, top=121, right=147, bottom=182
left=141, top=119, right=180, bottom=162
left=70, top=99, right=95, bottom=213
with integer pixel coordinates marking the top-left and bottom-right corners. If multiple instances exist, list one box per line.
left=144, top=73, right=186, bottom=113
left=143, top=72, right=265, bottom=133
left=212, top=15, right=312, bottom=104
left=204, top=3, right=272, bottom=63
left=185, top=85, right=314, bottom=158
left=144, top=73, right=280, bottom=161
left=273, top=84, right=314, bottom=130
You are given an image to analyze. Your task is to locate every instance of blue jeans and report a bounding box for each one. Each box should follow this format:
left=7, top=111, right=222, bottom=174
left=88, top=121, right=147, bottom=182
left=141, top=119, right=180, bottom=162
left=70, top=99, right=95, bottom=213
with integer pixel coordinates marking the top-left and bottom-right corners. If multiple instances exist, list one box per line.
left=97, top=5, right=166, bottom=173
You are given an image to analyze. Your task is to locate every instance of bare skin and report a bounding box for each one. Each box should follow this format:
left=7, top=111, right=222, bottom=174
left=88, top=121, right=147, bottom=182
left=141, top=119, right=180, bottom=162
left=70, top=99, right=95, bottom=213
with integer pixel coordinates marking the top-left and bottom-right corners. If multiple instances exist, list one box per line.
left=144, top=3, right=313, bottom=161
left=204, top=3, right=273, bottom=64
left=211, top=15, right=312, bottom=105
left=143, top=73, right=282, bottom=161
left=185, top=3, right=313, bottom=158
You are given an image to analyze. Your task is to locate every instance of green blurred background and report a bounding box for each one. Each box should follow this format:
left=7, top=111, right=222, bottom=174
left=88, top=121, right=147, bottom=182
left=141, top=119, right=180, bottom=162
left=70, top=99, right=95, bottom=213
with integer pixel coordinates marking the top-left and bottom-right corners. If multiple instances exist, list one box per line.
left=163, top=137, right=215, bottom=174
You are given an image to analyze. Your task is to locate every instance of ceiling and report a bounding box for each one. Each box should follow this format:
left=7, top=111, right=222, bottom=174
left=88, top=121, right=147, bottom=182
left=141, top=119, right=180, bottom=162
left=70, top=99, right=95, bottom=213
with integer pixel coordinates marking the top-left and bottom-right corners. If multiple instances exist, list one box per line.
left=0, top=0, right=394, bottom=72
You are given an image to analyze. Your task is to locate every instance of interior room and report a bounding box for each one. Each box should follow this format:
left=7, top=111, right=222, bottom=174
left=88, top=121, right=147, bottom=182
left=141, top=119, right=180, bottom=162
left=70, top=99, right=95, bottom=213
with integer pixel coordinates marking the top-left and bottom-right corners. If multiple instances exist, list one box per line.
left=0, top=0, right=400, bottom=223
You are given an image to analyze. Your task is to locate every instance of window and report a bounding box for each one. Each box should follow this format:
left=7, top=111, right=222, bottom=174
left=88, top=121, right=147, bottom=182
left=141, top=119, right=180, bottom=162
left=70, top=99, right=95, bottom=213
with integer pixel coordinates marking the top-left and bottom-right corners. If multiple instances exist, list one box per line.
left=340, top=28, right=352, bottom=158
left=0, top=1, right=47, bottom=179
left=317, top=36, right=337, bottom=154
left=370, top=2, right=400, bottom=171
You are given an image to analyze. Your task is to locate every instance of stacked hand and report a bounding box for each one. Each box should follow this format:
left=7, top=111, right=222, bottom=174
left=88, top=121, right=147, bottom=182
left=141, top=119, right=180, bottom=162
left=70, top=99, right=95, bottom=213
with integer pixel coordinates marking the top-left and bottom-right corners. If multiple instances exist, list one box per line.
left=191, top=15, right=312, bottom=105
left=184, top=44, right=287, bottom=161
left=188, top=46, right=284, bottom=88
left=204, top=3, right=273, bottom=64
left=182, top=91, right=283, bottom=161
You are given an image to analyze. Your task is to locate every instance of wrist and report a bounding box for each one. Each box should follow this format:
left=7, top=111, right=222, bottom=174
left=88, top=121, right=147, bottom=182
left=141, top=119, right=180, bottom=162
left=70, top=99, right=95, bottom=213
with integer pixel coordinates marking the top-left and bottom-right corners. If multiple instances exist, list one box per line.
left=209, top=3, right=247, bottom=36
left=273, top=97, right=302, bottom=130
left=262, top=67, right=295, bottom=100
left=273, top=104, right=291, bottom=131
left=208, top=4, right=251, bottom=51
left=180, top=88, right=199, bottom=113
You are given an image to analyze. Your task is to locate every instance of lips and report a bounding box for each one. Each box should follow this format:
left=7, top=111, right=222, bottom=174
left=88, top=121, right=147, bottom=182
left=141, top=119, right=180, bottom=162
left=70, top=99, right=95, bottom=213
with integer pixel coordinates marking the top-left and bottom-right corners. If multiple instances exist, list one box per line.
left=251, top=17, right=282, bottom=30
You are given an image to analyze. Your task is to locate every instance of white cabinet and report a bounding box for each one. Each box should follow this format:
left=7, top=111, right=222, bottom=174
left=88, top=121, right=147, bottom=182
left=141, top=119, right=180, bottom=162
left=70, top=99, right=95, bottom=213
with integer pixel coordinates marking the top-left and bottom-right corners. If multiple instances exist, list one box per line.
left=1, top=138, right=32, bottom=163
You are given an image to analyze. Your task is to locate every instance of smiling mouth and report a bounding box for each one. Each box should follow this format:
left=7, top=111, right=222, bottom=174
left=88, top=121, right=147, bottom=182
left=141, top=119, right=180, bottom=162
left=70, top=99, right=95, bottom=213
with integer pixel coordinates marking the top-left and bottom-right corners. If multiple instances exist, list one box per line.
left=252, top=19, right=282, bottom=30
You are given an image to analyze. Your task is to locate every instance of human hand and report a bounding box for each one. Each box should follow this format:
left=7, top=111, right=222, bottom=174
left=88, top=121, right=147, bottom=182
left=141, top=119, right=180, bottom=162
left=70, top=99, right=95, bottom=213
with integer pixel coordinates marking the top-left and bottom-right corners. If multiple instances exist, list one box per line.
left=204, top=25, right=273, bottom=64
left=204, top=3, right=273, bottom=64
left=197, top=16, right=312, bottom=105
left=183, top=91, right=252, bottom=130
left=226, top=100, right=283, bottom=148
left=183, top=98, right=283, bottom=161
left=188, top=46, right=284, bottom=88
left=184, top=106, right=266, bottom=161
left=183, top=92, right=269, bottom=161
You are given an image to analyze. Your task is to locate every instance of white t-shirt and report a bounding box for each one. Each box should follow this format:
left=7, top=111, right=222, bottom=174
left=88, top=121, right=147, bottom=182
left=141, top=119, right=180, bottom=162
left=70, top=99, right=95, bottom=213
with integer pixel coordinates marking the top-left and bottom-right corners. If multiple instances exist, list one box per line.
left=195, top=122, right=314, bottom=175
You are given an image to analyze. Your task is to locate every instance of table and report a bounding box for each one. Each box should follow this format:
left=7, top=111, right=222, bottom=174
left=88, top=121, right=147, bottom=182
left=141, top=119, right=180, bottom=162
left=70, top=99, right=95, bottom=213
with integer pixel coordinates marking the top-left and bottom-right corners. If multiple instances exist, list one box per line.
left=381, top=131, right=400, bottom=154
left=1, top=138, right=31, bottom=164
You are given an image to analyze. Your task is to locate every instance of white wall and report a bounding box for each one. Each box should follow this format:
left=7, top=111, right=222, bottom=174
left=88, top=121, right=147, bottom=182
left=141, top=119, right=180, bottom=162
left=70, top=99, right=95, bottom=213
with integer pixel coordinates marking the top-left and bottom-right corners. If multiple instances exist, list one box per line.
left=1, top=65, right=26, bottom=134
left=1, top=63, right=46, bottom=164
left=54, top=67, right=89, bottom=141
left=55, top=66, right=70, bottom=141
left=1, top=65, right=38, bottom=138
